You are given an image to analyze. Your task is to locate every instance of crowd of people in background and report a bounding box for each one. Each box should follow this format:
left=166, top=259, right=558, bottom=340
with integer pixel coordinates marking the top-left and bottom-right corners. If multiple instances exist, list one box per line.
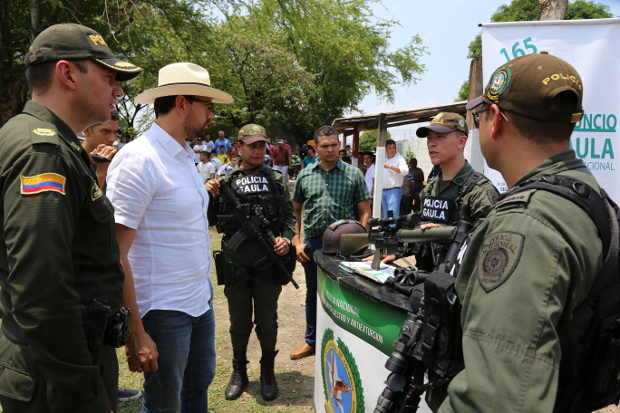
left=190, top=131, right=427, bottom=219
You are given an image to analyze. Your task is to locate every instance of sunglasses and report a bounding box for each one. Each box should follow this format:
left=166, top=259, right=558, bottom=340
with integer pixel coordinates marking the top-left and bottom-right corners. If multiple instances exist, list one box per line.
left=472, top=108, right=488, bottom=129
left=472, top=106, right=510, bottom=129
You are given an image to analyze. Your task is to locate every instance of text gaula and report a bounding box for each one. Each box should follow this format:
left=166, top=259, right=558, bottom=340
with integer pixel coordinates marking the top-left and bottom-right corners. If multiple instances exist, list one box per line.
left=233, top=175, right=270, bottom=193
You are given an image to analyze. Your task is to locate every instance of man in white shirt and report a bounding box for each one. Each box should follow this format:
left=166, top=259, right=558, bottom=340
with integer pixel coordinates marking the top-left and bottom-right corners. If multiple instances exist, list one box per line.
left=381, top=139, right=408, bottom=218
left=362, top=151, right=375, bottom=194
left=107, top=62, right=233, bottom=413
left=197, top=149, right=216, bottom=182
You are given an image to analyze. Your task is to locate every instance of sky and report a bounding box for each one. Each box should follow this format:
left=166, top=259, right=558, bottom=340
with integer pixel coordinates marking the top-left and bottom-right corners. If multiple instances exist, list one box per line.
left=355, top=0, right=620, bottom=118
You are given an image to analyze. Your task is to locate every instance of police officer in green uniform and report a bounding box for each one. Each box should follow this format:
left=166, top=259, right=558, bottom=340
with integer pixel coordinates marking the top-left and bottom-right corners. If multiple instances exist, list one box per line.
left=206, top=124, right=295, bottom=402
left=0, top=24, right=141, bottom=412
left=386, top=113, right=498, bottom=272
left=439, top=53, right=609, bottom=411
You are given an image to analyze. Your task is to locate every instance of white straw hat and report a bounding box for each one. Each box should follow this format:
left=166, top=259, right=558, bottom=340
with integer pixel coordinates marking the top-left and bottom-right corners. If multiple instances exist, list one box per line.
left=135, top=62, right=233, bottom=105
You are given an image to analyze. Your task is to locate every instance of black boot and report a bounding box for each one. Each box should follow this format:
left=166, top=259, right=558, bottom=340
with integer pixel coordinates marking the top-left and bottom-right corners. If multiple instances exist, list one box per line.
left=260, top=351, right=279, bottom=401
left=225, top=358, right=249, bottom=400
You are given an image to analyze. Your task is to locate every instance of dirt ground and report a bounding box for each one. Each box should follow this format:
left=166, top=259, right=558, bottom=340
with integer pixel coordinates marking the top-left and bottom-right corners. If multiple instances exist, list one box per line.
left=118, top=228, right=315, bottom=413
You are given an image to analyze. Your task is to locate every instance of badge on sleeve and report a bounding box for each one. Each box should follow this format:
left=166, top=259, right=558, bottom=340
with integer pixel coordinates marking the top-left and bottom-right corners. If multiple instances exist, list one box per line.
left=478, top=232, right=524, bottom=292
left=20, top=173, right=66, bottom=196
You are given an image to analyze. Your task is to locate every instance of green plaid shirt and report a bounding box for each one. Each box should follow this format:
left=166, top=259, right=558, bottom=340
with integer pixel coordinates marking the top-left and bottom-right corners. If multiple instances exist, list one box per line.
left=294, top=160, right=369, bottom=238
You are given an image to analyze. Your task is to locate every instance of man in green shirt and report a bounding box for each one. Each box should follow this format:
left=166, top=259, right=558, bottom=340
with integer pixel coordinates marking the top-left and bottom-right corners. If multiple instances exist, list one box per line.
left=0, top=23, right=141, bottom=412
left=440, top=53, right=610, bottom=412
left=290, top=125, right=371, bottom=360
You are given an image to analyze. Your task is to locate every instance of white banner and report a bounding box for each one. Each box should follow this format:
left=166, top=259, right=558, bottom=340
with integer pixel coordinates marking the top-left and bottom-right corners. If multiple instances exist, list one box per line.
left=481, top=19, right=620, bottom=200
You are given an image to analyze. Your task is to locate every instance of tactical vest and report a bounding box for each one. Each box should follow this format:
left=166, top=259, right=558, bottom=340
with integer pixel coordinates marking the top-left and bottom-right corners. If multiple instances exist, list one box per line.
left=421, top=171, right=487, bottom=225
left=217, top=166, right=287, bottom=237
left=505, top=174, right=620, bottom=412
left=418, top=172, right=488, bottom=271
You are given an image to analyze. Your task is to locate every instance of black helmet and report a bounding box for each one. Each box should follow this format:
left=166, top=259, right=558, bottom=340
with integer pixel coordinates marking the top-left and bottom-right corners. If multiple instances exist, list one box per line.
left=322, top=220, right=368, bottom=257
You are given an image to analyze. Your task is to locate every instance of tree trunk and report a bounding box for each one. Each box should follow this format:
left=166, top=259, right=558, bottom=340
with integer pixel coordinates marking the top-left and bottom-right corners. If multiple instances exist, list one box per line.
left=539, top=0, right=568, bottom=20
left=30, top=0, right=40, bottom=37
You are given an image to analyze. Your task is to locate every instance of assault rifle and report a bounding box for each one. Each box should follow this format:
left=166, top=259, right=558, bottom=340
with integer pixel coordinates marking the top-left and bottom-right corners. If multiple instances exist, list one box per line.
left=373, top=219, right=473, bottom=413
left=219, top=182, right=299, bottom=289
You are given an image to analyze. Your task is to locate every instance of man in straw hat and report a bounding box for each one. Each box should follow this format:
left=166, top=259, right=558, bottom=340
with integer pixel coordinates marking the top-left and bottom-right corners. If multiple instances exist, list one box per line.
left=107, top=62, right=233, bottom=412
left=0, top=23, right=141, bottom=412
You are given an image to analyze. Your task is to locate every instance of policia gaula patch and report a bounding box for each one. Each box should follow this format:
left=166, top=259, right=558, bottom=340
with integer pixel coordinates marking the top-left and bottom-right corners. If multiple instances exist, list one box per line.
left=477, top=232, right=524, bottom=292
left=421, top=196, right=456, bottom=224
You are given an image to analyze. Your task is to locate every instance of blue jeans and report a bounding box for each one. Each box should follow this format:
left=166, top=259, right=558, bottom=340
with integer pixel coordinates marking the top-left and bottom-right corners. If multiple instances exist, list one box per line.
left=302, top=237, right=323, bottom=346
left=382, top=187, right=402, bottom=218
left=141, top=309, right=216, bottom=413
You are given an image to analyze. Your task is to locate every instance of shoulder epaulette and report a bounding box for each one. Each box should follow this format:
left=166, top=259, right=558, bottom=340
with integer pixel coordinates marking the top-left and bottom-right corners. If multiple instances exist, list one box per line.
left=495, top=189, right=535, bottom=209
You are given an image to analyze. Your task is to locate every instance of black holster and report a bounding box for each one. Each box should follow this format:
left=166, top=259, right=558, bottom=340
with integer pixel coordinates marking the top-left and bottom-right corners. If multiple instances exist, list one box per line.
left=82, top=300, right=128, bottom=357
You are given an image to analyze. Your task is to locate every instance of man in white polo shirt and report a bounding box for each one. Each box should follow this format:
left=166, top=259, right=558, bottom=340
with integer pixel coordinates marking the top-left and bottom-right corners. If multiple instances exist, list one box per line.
left=381, top=139, right=408, bottom=218
left=106, top=62, right=233, bottom=413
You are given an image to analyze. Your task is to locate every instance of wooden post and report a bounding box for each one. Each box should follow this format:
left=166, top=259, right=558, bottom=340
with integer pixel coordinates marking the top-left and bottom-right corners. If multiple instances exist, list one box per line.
left=467, top=56, right=486, bottom=173
left=372, top=114, right=387, bottom=218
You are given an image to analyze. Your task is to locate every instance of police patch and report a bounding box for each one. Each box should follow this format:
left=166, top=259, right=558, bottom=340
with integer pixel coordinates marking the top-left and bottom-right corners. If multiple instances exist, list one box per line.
left=486, top=68, right=512, bottom=102
left=478, top=231, right=524, bottom=292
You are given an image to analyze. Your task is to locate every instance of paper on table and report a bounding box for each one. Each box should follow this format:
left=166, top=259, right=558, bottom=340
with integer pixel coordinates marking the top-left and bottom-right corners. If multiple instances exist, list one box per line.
left=338, top=261, right=396, bottom=284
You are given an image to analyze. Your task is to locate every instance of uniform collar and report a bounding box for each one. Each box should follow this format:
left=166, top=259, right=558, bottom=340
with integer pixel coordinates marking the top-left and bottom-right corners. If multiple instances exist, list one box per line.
left=22, top=100, right=82, bottom=153
left=513, top=150, right=583, bottom=187
left=149, top=122, right=192, bottom=158
left=438, top=160, right=474, bottom=186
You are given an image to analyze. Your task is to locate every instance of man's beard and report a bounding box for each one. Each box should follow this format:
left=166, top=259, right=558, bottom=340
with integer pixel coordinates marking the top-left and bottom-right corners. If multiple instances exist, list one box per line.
left=185, top=121, right=209, bottom=140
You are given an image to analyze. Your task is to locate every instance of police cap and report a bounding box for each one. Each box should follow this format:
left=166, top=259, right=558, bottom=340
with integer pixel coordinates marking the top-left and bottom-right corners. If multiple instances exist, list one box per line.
left=467, top=52, right=583, bottom=124
left=416, top=112, right=468, bottom=137
left=25, top=23, right=142, bottom=81
left=238, top=124, right=269, bottom=145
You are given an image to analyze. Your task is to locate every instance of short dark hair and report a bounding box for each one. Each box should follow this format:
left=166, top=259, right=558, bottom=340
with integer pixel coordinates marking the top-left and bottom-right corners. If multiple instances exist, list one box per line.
left=25, top=60, right=88, bottom=93
left=154, top=95, right=178, bottom=117
left=386, top=139, right=396, bottom=147
left=314, top=125, right=338, bottom=142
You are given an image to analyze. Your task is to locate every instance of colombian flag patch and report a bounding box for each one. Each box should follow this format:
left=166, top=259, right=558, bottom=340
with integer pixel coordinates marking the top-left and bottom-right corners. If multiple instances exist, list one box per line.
left=20, top=173, right=66, bottom=196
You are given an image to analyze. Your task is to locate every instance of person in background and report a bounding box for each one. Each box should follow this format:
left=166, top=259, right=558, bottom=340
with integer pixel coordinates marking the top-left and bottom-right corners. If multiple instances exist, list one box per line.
left=362, top=151, right=376, bottom=195
left=302, top=145, right=317, bottom=168
left=290, top=125, right=370, bottom=360
left=381, top=139, right=408, bottom=218
left=339, top=148, right=352, bottom=164
left=197, top=149, right=217, bottom=182
left=215, top=129, right=232, bottom=164
left=401, top=157, right=425, bottom=215
left=272, top=137, right=292, bottom=183
left=81, top=112, right=120, bottom=188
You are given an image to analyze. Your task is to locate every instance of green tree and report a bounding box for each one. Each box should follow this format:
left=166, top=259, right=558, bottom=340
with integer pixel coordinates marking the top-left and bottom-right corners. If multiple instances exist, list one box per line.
left=458, top=0, right=611, bottom=99
left=359, top=129, right=391, bottom=152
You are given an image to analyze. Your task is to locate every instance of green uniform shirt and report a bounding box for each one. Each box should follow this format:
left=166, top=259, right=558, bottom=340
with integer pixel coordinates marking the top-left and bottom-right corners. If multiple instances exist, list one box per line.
left=0, top=101, right=123, bottom=409
left=420, top=161, right=499, bottom=224
left=440, top=150, right=603, bottom=412
left=293, top=160, right=369, bottom=239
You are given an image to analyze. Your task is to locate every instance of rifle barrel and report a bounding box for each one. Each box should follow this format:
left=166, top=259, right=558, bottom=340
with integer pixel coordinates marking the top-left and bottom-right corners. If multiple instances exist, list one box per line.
left=396, top=226, right=456, bottom=242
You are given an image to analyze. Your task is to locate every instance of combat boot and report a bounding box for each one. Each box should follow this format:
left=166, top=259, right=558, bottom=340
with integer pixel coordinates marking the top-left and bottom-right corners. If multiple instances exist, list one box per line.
left=260, top=350, right=279, bottom=401
left=225, top=358, right=249, bottom=400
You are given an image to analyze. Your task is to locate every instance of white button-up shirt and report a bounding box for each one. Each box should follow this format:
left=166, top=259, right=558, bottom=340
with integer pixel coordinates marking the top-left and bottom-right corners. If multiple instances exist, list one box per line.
left=383, top=153, right=408, bottom=189
left=107, top=123, right=212, bottom=318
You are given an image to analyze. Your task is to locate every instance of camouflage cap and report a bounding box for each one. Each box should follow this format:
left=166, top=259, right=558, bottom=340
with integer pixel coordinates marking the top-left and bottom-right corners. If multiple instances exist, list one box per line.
left=25, top=23, right=142, bottom=81
left=238, top=124, right=268, bottom=144
left=467, top=52, right=583, bottom=123
left=416, top=112, right=468, bottom=137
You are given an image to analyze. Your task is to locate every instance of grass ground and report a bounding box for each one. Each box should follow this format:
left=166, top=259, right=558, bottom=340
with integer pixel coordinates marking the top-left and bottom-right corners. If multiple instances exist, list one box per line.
left=118, top=229, right=315, bottom=413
